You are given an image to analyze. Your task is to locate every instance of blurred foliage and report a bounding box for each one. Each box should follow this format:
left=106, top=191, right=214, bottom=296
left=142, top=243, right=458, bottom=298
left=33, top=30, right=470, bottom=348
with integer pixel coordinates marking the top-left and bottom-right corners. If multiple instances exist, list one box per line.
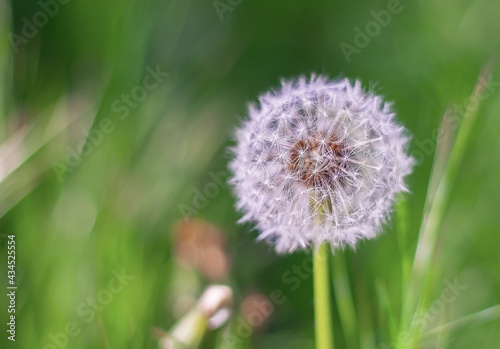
left=1, top=0, right=500, bottom=348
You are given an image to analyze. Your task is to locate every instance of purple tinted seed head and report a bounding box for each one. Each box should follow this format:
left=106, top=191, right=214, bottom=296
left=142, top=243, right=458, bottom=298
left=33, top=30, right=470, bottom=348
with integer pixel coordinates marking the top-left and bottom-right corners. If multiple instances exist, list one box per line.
left=229, top=75, right=414, bottom=253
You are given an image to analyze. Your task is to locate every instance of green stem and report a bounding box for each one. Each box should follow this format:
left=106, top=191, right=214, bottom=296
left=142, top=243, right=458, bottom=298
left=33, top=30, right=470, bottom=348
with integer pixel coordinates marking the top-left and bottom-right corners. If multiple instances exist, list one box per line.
left=314, top=243, right=334, bottom=349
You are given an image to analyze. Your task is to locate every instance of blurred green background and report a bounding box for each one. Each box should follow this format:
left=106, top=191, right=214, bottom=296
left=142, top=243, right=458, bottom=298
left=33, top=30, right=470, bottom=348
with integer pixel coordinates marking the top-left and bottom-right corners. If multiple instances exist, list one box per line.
left=1, top=0, right=500, bottom=348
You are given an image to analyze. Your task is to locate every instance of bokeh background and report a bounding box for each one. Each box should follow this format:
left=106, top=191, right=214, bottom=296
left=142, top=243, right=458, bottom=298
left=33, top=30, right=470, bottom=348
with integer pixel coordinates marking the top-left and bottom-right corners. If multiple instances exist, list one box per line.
left=1, top=0, right=500, bottom=348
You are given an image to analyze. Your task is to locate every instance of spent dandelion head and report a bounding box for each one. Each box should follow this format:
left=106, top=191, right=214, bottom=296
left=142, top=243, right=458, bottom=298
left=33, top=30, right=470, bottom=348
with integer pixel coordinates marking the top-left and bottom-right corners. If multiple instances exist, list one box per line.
left=229, top=75, right=413, bottom=253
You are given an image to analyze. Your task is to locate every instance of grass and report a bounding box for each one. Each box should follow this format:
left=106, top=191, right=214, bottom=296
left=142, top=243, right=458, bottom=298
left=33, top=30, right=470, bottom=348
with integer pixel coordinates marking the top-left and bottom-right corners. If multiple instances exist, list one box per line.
left=1, top=0, right=500, bottom=348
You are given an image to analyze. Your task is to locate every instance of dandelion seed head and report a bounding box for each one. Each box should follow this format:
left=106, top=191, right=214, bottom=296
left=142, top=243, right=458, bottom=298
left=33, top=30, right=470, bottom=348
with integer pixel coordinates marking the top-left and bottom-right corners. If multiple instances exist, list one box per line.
left=229, top=75, right=413, bottom=253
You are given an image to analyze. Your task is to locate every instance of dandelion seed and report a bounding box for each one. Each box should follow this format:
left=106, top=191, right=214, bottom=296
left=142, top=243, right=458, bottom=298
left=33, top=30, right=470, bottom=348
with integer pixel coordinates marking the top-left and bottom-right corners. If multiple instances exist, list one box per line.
left=229, top=75, right=413, bottom=253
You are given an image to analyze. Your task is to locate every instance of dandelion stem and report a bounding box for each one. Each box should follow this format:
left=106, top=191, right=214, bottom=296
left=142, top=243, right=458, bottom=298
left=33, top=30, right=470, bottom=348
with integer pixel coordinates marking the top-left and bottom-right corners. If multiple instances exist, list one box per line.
left=314, top=243, right=334, bottom=349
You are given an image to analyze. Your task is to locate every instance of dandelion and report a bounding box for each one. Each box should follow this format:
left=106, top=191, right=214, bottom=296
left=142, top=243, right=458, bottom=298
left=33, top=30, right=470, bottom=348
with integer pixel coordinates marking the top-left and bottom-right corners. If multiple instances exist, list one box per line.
left=229, top=75, right=413, bottom=253
left=229, top=75, right=413, bottom=349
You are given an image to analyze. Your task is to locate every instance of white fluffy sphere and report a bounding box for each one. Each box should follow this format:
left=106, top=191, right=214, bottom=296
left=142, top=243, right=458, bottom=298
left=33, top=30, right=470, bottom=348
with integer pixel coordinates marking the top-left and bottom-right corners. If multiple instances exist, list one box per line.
left=229, top=75, right=413, bottom=253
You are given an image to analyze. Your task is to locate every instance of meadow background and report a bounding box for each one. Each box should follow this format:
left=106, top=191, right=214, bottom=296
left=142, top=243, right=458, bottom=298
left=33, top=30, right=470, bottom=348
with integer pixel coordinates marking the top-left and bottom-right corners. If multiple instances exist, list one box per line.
left=1, top=0, right=500, bottom=348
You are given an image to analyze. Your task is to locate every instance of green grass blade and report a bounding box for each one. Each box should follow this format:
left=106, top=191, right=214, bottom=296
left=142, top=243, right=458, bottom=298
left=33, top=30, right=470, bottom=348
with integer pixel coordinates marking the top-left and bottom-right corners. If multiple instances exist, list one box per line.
left=331, top=251, right=359, bottom=349
left=421, top=304, right=500, bottom=340
left=404, top=59, right=496, bottom=346
left=374, top=279, right=398, bottom=344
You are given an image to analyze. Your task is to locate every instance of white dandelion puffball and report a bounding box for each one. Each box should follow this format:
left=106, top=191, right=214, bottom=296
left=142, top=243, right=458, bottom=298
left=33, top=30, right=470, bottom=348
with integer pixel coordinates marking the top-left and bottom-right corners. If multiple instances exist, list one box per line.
left=229, top=75, right=413, bottom=253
